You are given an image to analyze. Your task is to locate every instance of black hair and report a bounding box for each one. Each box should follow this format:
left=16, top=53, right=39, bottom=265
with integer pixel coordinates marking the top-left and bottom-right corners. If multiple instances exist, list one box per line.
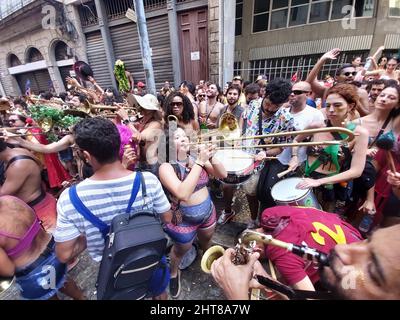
left=385, top=79, right=399, bottom=88
left=388, top=56, right=399, bottom=63
left=164, top=91, right=194, bottom=125
left=245, top=83, right=260, bottom=95
left=226, top=84, right=241, bottom=96
left=366, top=79, right=386, bottom=92
left=0, top=136, right=8, bottom=152
left=335, top=63, right=355, bottom=76
left=180, top=80, right=196, bottom=96
left=73, top=117, right=121, bottom=165
left=103, top=87, right=123, bottom=105
left=13, top=98, right=28, bottom=110
left=377, top=56, right=388, bottom=66
left=76, top=93, right=87, bottom=103
left=41, top=91, right=53, bottom=101
left=58, top=92, right=68, bottom=102
left=264, top=78, right=292, bottom=104
left=14, top=114, right=27, bottom=124
left=243, top=80, right=251, bottom=90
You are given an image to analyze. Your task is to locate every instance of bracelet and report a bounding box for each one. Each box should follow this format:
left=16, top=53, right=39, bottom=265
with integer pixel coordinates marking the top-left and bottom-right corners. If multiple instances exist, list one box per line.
left=195, top=161, right=205, bottom=169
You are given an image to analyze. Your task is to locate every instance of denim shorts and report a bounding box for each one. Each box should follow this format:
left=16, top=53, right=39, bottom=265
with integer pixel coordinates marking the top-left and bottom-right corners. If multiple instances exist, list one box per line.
left=15, top=239, right=67, bottom=300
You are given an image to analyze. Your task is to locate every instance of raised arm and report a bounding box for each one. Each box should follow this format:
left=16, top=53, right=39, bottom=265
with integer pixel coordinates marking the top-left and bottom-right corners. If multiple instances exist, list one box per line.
left=159, top=146, right=213, bottom=202
left=19, top=134, right=74, bottom=154
left=306, top=49, right=341, bottom=98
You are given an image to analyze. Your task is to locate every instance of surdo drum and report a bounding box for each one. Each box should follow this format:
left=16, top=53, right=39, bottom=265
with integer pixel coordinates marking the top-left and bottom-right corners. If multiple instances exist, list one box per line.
left=271, top=177, right=321, bottom=209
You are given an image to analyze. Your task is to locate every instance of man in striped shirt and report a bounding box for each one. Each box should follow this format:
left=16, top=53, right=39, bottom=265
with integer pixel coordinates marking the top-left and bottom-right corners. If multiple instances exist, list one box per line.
left=54, top=117, right=172, bottom=299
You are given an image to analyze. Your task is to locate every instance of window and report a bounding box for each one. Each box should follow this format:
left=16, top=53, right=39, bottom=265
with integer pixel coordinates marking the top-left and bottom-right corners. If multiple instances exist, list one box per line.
left=235, top=0, right=243, bottom=36
left=289, top=1, right=309, bottom=26
left=253, top=0, right=270, bottom=32
left=331, top=0, right=353, bottom=20
left=272, top=0, right=288, bottom=9
left=271, top=9, right=288, bottom=29
left=251, top=0, right=375, bottom=33
left=389, top=0, right=400, bottom=16
left=354, top=0, right=374, bottom=17
left=234, top=62, right=242, bottom=77
left=309, top=1, right=331, bottom=23
left=248, top=50, right=368, bottom=82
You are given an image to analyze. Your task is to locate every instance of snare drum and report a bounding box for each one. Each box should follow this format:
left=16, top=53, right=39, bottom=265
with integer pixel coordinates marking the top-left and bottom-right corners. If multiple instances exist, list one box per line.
left=271, top=177, right=321, bottom=209
left=213, top=149, right=261, bottom=185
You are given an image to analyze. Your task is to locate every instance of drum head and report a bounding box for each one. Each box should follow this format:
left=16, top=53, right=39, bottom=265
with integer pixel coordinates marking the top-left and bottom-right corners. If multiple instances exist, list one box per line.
left=271, top=177, right=309, bottom=202
left=213, top=149, right=253, bottom=173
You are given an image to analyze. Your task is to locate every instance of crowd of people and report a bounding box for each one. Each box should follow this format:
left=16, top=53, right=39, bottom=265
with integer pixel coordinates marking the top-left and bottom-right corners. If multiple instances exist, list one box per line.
left=1, top=47, right=400, bottom=300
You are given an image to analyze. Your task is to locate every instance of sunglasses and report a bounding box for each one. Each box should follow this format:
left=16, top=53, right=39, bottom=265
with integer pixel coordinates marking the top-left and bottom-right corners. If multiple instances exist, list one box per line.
left=8, top=119, right=17, bottom=124
left=198, top=94, right=206, bottom=97
left=171, top=102, right=183, bottom=107
left=291, top=90, right=310, bottom=95
left=342, top=72, right=357, bottom=77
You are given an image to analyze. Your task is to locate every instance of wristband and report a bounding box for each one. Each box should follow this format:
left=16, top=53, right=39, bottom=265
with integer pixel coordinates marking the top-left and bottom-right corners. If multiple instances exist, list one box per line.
left=195, top=161, right=205, bottom=169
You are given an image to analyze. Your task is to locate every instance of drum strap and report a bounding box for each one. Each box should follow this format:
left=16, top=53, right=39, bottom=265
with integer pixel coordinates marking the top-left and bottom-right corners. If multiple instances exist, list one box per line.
left=258, top=106, right=265, bottom=146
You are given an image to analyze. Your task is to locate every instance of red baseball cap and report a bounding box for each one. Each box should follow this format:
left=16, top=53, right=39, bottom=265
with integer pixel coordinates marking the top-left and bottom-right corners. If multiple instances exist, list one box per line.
left=137, top=81, right=146, bottom=88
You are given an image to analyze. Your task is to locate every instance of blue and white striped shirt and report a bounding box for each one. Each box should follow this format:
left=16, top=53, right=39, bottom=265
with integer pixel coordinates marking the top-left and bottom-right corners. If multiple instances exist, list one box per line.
left=54, top=172, right=170, bottom=261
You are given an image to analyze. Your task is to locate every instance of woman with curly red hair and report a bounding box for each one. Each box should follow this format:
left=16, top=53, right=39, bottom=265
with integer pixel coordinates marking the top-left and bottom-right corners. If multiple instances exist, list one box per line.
left=290, top=84, right=369, bottom=212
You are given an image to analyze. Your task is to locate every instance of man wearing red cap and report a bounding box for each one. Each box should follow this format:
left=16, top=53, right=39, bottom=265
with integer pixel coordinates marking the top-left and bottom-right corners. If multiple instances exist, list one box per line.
left=137, top=82, right=146, bottom=97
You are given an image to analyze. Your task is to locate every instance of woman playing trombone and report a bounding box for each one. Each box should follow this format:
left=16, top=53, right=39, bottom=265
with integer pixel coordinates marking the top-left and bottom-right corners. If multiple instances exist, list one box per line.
left=159, top=127, right=226, bottom=298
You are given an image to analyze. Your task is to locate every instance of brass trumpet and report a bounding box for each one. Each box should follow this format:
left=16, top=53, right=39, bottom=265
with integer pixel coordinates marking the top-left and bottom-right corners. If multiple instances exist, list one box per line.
left=201, top=229, right=330, bottom=275
left=197, top=112, right=241, bottom=141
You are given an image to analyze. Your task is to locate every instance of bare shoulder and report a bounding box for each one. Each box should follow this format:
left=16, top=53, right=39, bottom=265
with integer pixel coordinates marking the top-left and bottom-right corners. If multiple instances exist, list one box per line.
left=354, top=124, right=369, bottom=137
left=357, top=87, right=368, bottom=96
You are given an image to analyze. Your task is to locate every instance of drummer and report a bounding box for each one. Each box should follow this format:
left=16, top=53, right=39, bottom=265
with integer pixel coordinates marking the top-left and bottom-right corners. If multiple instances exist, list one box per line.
left=221, top=79, right=295, bottom=226
left=159, top=127, right=227, bottom=298
left=291, top=84, right=369, bottom=212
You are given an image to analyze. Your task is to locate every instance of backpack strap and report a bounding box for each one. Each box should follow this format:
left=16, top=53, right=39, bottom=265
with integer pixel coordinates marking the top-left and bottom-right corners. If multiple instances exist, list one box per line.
left=69, top=172, right=141, bottom=240
left=69, top=184, right=110, bottom=240
left=126, top=171, right=142, bottom=213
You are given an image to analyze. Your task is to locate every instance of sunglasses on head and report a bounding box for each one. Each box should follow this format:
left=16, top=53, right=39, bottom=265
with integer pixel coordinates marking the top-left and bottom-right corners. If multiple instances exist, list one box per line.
left=343, top=72, right=357, bottom=77
left=171, top=102, right=183, bottom=107
left=291, top=90, right=309, bottom=95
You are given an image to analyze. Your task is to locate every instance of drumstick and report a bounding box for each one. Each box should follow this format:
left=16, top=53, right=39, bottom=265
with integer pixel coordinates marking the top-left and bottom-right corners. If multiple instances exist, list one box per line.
left=277, top=168, right=293, bottom=179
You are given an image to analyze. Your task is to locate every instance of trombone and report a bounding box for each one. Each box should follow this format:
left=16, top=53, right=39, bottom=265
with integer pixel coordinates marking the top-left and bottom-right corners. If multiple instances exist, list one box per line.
left=190, top=126, right=356, bottom=149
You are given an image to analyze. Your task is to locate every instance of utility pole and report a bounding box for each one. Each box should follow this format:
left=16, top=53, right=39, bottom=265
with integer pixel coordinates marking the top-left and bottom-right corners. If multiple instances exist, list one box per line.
left=167, top=0, right=182, bottom=87
left=133, top=0, right=156, bottom=95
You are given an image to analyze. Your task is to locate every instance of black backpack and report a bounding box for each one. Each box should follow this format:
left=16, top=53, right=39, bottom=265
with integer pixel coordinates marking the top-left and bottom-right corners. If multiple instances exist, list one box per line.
left=69, top=171, right=168, bottom=300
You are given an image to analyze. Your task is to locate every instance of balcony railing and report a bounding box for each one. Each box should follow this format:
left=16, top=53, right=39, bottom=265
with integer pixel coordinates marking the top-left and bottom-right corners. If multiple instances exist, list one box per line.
left=0, top=0, right=36, bottom=21
left=80, top=0, right=195, bottom=27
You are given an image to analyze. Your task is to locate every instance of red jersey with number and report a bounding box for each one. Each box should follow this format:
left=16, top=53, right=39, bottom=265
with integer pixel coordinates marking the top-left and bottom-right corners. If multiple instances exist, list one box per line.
left=262, top=206, right=362, bottom=286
